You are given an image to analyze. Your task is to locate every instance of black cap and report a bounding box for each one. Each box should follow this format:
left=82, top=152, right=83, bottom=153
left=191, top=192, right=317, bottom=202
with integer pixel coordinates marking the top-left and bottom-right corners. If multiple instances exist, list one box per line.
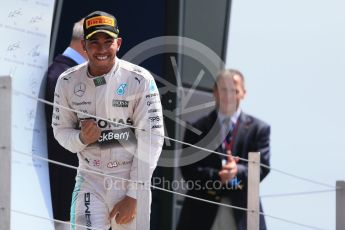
left=83, top=11, right=119, bottom=40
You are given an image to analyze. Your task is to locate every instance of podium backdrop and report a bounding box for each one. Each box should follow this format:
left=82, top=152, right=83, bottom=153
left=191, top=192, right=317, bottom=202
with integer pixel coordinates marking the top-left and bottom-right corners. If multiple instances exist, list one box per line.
left=0, top=0, right=55, bottom=229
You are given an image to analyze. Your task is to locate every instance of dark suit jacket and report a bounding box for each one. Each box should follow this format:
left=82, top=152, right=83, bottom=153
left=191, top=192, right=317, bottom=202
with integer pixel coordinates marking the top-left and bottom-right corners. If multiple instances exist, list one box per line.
left=44, top=54, right=79, bottom=220
left=177, top=110, right=270, bottom=230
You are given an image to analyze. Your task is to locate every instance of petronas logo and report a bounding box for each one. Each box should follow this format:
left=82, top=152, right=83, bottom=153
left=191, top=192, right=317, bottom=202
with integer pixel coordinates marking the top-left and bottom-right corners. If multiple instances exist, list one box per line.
left=116, top=83, right=127, bottom=95
left=149, top=80, right=156, bottom=93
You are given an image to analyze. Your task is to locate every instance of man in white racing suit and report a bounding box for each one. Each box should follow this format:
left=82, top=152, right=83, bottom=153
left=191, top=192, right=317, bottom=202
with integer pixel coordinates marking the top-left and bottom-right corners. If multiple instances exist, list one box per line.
left=52, top=11, right=164, bottom=230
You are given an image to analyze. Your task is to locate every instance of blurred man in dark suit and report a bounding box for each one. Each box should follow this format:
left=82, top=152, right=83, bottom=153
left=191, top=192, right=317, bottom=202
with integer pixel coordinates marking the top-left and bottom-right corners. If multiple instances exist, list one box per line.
left=44, top=18, right=87, bottom=230
left=177, top=69, right=270, bottom=230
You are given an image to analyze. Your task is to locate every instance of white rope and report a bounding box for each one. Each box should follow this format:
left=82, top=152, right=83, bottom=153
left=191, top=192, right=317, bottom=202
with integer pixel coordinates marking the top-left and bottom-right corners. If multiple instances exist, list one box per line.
left=151, top=185, right=249, bottom=212
left=10, top=88, right=338, bottom=228
left=13, top=89, right=337, bottom=189
left=260, top=164, right=336, bottom=189
left=10, top=149, right=251, bottom=212
left=13, top=149, right=247, bottom=212
left=260, top=212, right=326, bottom=230
left=260, top=189, right=337, bottom=198
left=13, top=89, right=239, bottom=160
left=11, top=149, right=257, bottom=214
left=13, top=149, right=144, bottom=185
left=13, top=149, right=330, bottom=230
left=12, top=209, right=105, bottom=230
left=13, top=90, right=141, bottom=131
left=152, top=187, right=328, bottom=230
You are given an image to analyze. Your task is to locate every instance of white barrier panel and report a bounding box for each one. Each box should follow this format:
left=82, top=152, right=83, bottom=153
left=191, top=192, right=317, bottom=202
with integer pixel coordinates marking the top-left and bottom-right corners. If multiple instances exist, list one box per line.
left=0, top=1, right=55, bottom=229
left=0, top=76, right=12, bottom=230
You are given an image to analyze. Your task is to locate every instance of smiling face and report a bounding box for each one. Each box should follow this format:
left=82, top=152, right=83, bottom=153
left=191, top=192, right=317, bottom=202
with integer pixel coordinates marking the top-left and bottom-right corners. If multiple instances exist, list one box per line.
left=82, top=32, right=122, bottom=76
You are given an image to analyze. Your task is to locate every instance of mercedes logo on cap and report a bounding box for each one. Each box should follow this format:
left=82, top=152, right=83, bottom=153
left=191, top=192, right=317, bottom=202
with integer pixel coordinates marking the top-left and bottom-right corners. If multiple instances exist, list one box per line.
left=74, top=83, right=86, bottom=97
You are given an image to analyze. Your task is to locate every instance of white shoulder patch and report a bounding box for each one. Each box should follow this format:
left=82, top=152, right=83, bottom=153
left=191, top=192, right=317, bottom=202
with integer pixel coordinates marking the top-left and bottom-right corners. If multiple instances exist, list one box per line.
left=59, top=63, right=87, bottom=81
left=119, top=59, right=152, bottom=79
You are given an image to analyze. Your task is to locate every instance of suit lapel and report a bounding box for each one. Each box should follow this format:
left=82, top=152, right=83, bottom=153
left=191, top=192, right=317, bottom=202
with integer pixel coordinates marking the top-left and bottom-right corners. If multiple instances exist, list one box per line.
left=208, top=110, right=223, bottom=152
left=232, top=112, right=250, bottom=155
left=207, top=110, right=218, bottom=130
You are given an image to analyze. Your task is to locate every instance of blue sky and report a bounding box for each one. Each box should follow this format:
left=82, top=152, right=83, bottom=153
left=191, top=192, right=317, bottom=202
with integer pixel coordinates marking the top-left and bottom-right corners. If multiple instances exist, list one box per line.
left=226, top=0, right=345, bottom=229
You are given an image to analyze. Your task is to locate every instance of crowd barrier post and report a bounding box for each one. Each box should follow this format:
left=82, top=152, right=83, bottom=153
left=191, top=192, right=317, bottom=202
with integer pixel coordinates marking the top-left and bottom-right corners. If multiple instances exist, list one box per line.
left=0, top=76, right=12, bottom=230
left=336, top=180, right=345, bottom=230
left=247, top=152, right=260, bottom=230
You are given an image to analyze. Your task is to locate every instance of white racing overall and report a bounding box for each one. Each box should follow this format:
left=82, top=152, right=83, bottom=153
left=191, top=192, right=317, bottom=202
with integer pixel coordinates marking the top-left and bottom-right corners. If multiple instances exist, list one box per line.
left=52, top=58, right=164, bottom=229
